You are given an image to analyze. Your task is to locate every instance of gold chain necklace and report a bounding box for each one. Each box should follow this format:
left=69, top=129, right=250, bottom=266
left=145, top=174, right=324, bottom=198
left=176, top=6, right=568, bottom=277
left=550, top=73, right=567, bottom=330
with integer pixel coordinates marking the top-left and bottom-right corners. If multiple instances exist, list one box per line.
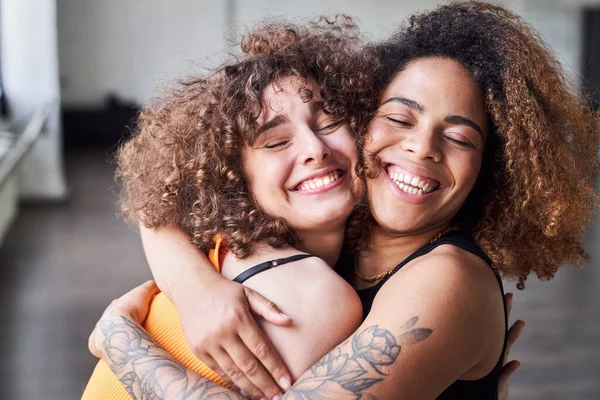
left=354, top=226, right=459, bottom=283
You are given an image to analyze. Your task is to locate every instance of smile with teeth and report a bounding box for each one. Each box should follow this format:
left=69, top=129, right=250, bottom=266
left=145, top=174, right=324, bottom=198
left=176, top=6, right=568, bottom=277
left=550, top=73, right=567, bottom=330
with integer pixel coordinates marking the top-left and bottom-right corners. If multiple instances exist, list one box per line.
left=296, top=170, right=342, bottom=191
left=387, top=169, right=440, bottom=195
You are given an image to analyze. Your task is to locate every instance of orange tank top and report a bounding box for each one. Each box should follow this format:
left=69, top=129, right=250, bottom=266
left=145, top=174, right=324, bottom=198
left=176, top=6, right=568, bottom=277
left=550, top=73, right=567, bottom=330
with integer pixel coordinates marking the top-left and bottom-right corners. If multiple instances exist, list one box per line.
left=81, top=235, right=229, bottom=399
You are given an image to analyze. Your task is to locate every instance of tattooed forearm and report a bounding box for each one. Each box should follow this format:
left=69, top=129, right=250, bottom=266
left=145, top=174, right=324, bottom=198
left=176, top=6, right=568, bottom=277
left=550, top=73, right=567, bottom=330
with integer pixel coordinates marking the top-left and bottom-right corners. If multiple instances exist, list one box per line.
left=98, top=313, right=431, bottom=400
left=99, top=312, right=243, bottom=400
left=282, top=318, right=432, bottom=400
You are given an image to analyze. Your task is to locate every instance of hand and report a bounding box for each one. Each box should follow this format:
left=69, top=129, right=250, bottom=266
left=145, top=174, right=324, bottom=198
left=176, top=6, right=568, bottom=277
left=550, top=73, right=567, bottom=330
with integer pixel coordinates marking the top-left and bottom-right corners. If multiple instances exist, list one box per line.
left=173, top=273, right=293, bottom=400
left=88, top=280, right=160, bottom=359
left=498, top=292, right=526, bottom=400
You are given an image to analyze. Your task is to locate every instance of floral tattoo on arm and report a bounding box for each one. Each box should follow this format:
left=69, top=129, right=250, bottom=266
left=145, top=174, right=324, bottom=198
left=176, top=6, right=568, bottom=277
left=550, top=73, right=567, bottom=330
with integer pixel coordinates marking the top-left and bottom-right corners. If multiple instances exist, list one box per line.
left=283, top=317, right=432, bottom=400
left=100, top=312, right=243, bottom=399
left=99, top=313, right=431, bottom=400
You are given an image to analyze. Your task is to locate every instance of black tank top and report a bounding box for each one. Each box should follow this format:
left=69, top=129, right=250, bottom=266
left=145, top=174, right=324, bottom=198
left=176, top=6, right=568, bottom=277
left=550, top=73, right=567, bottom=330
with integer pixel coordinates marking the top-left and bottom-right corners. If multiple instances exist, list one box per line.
left=342, top=231, right=507, bottom=400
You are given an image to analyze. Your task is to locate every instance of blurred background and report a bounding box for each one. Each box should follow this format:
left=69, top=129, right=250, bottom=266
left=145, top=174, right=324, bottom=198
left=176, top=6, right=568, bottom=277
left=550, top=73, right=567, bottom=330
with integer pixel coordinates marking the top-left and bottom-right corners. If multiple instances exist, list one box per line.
left=0, top=0, right=598, bottom=398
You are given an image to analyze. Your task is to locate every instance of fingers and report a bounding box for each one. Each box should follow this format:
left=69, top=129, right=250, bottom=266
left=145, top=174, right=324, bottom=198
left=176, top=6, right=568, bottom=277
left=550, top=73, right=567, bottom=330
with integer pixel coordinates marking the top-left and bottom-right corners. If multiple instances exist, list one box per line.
left=244, top=288, right=292, bottom=391
left=197, top=353, right=235, bottom=386
left=504, top=319, right=526, bottom=361
left=88, top=281, right=160, bottom=361
left=122, top=280, right=160, bottom=302
left=116, top=280, right=160, bottom=323
left=499, top=359, right=521, bottom=387
left=88, top=326, right=101, bottom=359
left=246, top=288, right=292, bottom=327
left=498, top=359, right=520, bottom=400
left=229, top=339, right=285, bottom=399
left=239, top=322, right=291, bottom=391
left=211, top=347, right=267, bottom=400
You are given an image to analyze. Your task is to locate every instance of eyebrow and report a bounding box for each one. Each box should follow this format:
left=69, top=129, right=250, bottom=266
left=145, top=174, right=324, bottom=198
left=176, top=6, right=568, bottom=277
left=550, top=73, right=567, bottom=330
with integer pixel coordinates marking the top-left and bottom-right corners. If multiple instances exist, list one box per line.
left=256, top=114, right=290, bottom=136
left=381, top=97, right=424, bottom=113
left=381, top=96, right=483, bottom=136
left=256, top=100, right=328, bottom=137
left=444, top=115, right=483, bottom=136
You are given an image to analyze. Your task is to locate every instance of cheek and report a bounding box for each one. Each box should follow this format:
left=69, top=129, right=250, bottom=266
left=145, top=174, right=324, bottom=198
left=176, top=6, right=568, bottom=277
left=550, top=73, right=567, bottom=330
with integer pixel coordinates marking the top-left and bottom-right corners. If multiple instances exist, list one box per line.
left=244, top=152, right=295, bottom=202
left=325, top=130, right=357, bottom=156
left=451, top=153, right=483, bottom=192
left=363, top=119, right=396, bottom=156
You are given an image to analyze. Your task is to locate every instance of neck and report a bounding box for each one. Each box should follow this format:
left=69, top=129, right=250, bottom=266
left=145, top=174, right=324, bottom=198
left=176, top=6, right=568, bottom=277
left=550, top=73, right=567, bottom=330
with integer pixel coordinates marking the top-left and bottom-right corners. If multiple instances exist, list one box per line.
left=296, top=225, right=346, bottom=267
left=358, top=223, right=450, bottom=278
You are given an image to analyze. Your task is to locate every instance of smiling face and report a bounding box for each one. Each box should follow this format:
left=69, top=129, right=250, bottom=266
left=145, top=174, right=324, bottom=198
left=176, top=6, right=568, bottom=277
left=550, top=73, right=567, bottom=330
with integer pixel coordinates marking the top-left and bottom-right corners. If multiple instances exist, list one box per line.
left=364, top=57, right=489, bottom=236
left=242, top=76, right=359, bottom=233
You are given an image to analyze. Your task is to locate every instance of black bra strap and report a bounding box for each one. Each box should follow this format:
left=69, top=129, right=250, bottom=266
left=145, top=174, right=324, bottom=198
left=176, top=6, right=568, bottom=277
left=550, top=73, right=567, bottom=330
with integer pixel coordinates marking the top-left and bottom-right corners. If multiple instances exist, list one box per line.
left=233, top=254, right=319, bottom=284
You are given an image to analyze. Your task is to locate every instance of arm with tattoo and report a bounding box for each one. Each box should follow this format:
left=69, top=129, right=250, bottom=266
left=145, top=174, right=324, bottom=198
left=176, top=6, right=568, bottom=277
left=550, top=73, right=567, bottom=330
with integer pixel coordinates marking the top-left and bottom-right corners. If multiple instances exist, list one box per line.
left=97, top=308, right=429, bottom=400
left=98, top=311, right=243, bottom=400
left=282, top=319, right=431, bottom=400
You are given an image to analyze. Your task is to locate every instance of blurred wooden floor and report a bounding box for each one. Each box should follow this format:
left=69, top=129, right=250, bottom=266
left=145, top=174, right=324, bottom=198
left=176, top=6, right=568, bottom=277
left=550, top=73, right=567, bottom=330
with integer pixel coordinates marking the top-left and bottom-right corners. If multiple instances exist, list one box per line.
left=0, top=149, right=598, bottom=400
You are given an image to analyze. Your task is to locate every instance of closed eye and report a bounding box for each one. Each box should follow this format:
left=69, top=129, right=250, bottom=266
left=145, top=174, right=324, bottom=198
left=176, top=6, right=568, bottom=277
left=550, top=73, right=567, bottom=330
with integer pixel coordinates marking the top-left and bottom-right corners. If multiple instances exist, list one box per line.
left=265, top=140, right=291, bottom=149
left=446, top=137, right=474, bottom=148
left=385, top=117, right=412, bottom=127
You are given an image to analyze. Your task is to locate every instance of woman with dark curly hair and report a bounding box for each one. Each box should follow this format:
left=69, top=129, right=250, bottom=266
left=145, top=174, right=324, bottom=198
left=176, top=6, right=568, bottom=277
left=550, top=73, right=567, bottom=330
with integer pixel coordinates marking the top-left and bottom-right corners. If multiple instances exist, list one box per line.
left=88, top=1, right=597, bottom=399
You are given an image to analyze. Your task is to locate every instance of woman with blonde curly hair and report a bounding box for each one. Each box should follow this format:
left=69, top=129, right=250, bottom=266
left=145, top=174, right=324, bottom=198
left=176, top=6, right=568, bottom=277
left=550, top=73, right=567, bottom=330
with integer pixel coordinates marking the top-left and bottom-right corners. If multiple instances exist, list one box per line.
left=87, top=2, right=596, bottom=399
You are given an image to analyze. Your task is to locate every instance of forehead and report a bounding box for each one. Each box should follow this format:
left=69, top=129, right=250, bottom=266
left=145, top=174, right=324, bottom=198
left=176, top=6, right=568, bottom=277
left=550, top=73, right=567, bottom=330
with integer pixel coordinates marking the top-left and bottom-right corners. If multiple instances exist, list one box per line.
left=382, top=57, right=484, bottom=110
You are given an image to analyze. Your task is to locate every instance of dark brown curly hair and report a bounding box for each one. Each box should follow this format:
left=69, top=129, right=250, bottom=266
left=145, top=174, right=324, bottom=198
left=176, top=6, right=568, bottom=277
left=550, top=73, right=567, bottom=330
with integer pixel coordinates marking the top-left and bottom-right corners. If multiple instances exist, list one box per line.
left=354, top=1, right=600, bottom=288
left=116, top=17, right=375, bottom=258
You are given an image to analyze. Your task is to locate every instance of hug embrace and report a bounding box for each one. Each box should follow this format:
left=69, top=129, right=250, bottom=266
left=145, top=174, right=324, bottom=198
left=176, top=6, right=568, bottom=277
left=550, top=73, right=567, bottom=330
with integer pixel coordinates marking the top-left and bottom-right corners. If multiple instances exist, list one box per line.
left=83, top=2, right=599, bottom=399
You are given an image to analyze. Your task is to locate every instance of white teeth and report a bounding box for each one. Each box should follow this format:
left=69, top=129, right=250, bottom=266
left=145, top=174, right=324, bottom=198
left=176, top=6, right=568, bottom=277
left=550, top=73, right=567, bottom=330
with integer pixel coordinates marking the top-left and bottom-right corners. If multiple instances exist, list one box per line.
left=396, top=181, right=425, bottom=195
left=387, top=169, right=439, bottom=195
left=297, top=171, right=341, bottom=192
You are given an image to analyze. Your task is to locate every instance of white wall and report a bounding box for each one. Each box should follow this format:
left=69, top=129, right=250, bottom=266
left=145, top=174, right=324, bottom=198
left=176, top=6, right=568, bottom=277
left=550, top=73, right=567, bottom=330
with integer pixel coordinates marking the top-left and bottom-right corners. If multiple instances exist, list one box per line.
left=2, top=0, right=67, bottom=200
left=57, top=0, right=527, bottom=106
left=233, top=0, right=525, bottom=42
left=521, top=0, right=600, bottom=86
left=58, top=0, right=228, bottom=107
left=58, top=0, right=600, bottom=108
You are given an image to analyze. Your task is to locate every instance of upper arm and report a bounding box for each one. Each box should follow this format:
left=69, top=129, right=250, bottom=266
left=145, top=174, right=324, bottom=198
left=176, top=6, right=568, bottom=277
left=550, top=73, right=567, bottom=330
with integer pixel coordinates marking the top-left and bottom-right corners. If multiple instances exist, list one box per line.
left=222, top=247, right=363, bottom=379
left=139, top=223, right=220, bottom=299
left=284, top=250, right=504, bottom=399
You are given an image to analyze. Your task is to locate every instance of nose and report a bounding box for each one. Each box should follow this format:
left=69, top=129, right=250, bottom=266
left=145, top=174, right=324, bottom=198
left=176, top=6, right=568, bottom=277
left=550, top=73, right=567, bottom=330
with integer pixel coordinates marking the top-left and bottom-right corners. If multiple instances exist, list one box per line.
left=401, top=127, right=442, bottom=162
left=299, top=129, right=331, bottom=164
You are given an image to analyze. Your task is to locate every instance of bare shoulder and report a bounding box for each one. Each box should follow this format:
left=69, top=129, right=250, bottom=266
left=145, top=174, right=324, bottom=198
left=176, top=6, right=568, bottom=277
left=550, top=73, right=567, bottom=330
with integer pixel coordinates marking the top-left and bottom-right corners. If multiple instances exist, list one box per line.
left=368, top=243, right=505, bottom=379
left=396, top=243, right=500, bottom=301
left=220, top=243, right=330, bottom=281
left=373, top=243, right=503, bottom=324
